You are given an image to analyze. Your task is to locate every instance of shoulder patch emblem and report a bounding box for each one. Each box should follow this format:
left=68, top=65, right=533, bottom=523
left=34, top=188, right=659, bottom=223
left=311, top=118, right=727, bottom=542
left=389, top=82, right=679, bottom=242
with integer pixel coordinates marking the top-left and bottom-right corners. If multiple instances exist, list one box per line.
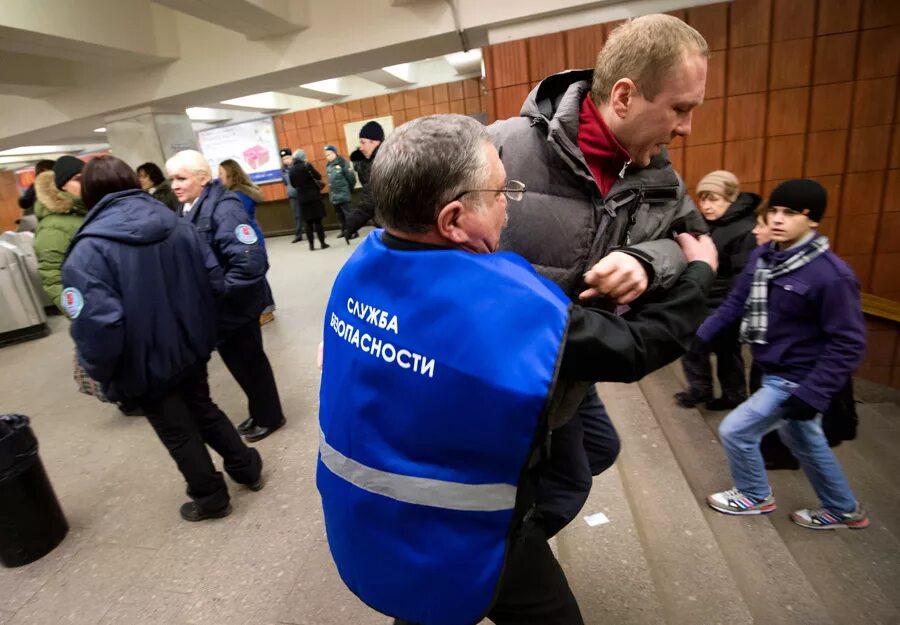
left=235, top=224, right=258, bottom=245
left=61, top=287, right=84, bottom=319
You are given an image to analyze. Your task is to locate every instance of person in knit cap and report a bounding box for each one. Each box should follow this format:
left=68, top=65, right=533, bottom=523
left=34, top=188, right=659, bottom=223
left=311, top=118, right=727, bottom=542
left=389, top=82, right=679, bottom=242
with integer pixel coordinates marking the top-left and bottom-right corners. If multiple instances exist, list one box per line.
left=699, top=179, right=869, bottom=530
left=34, top=155, right=87, bottom=310
left=675, top=170, right=760, bottom=410
left=343, top=120, right=386, bottom=238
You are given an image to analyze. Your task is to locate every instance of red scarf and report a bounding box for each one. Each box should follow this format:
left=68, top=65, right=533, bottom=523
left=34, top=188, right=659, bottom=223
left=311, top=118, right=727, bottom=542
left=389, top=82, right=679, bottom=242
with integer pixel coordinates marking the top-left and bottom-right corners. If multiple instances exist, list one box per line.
left=577, top=95, right=631, bottom=197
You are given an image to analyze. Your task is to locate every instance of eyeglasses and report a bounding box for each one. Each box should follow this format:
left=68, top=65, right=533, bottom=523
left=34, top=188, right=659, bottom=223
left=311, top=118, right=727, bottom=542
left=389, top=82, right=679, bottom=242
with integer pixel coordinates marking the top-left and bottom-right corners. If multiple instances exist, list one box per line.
left=453, top=179, right=526, bottom=203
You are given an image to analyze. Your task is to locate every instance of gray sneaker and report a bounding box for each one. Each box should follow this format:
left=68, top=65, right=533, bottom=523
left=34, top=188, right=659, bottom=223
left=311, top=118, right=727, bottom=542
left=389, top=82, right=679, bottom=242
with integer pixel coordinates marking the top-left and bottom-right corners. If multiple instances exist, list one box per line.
left=708, top=488, right=776, bottom=515
left=791, top=505, right=869, bottom=530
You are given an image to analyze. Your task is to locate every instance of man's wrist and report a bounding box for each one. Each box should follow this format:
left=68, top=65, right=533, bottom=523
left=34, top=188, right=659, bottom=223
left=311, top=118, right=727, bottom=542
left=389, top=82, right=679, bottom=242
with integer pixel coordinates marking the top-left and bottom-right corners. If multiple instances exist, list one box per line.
left=617, top=248, right=655, bottom=287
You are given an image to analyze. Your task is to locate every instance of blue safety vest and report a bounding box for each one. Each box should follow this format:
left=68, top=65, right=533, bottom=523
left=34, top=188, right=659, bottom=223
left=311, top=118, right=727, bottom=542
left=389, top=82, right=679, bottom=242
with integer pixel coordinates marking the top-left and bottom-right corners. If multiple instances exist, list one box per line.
left=317, top=231, right=570, bottom=625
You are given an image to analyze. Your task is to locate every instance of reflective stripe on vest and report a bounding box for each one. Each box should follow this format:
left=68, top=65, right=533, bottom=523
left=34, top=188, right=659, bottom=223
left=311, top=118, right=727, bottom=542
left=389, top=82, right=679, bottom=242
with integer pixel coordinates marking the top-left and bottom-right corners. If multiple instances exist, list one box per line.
left=318, top=230, right=569, bottom=625
left=319, top=429, right=517, bottom=512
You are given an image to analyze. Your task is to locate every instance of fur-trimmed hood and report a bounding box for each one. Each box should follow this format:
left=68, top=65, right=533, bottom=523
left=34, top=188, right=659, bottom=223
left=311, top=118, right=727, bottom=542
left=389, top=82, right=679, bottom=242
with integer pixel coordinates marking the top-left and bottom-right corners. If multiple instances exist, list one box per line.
left=34, top=170, right=86, bottom=217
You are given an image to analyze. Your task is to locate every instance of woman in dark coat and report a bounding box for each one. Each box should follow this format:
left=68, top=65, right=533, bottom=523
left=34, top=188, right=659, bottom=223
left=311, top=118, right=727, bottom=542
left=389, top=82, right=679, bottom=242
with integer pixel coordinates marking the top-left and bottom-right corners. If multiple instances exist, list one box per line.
left=288, top=149, right=329, bottom=251
left=137, top=162, right=180, bottom=212
left=675, top=170, right=759, bottom=411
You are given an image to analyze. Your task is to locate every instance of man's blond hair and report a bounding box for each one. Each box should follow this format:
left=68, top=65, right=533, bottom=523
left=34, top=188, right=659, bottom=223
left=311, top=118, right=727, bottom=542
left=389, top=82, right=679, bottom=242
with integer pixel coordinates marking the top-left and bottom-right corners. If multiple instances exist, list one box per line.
left=591, top=14, right=709, bottom=104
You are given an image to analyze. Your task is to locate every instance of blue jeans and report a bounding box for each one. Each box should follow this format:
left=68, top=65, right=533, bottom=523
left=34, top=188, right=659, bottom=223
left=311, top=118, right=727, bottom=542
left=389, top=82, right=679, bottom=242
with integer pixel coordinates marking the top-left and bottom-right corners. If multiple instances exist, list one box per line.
left=719, top=375, right=857, bottom=513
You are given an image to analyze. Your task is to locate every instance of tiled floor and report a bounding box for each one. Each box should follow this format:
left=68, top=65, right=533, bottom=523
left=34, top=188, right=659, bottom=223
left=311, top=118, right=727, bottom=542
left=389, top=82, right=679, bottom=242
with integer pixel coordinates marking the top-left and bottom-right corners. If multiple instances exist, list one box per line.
left=0, top=232, right=382, bottom=625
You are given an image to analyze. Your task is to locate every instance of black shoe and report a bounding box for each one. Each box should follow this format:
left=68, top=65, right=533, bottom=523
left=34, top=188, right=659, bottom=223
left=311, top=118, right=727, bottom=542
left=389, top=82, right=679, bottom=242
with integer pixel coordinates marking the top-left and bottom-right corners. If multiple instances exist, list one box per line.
left=706, top=397, right=745, bottom=411
left=291, top=237, right=302, bottom=244
left=237, top=417, right=255, bottom=435
left=674, top=390, right=713, bottom=408
left=243, top=418, right=286, bottom=443
left=180, top=502, right=232, bottom=522
left=336, top=231, right=346, bottom=239
left=247, top=476, right=264, bottom=492
left=321, top=242, right=330, bottom=249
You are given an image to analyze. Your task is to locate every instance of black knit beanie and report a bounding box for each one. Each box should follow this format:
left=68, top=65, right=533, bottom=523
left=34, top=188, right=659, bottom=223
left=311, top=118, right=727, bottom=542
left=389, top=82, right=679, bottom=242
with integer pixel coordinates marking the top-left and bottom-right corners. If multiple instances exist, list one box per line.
left=53, top=155, right=84, bottom=189
left=767, top=179, right=827, bottom=222
left=359, top=121, right=385, bottom=142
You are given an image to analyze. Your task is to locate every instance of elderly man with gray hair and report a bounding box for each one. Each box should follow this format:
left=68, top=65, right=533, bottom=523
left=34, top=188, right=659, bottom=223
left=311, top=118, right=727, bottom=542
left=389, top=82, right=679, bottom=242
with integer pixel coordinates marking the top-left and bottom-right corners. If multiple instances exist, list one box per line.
left=166, top=150, right=286, bottom=444
left=317, top=114, right=717, bottom=624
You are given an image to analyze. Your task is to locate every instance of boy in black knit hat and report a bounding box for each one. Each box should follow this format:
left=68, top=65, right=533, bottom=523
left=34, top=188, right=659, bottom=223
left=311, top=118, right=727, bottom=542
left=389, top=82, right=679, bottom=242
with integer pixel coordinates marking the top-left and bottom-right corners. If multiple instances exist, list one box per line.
left=698, top=179, right=869, bottom=530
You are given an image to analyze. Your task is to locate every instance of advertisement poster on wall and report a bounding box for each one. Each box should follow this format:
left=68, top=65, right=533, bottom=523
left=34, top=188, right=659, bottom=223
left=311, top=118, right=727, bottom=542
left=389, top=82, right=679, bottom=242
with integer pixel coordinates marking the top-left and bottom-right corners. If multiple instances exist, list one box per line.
left=197, top=118, right=281, bottom=183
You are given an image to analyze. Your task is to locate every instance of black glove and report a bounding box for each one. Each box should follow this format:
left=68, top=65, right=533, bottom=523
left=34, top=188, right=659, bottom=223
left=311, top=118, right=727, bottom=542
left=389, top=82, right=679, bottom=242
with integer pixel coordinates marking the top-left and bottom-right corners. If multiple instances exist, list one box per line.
left=780, top=393, right=818, bottom=421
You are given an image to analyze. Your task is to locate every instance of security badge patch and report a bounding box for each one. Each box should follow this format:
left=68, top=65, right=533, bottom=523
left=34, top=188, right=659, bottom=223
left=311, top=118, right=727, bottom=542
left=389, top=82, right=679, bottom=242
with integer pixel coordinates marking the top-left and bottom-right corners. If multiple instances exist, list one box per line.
left=235, top=224, right=258, bottom=244
left=61, top=287, right=84, bottom=319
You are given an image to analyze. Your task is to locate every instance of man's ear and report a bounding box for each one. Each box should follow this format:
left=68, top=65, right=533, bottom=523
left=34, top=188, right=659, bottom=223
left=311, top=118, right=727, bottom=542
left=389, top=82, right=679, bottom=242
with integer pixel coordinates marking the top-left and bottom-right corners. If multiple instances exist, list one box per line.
left=436, top=201, right=470, bottom=244
left=609, top=78, right=638, bottom=118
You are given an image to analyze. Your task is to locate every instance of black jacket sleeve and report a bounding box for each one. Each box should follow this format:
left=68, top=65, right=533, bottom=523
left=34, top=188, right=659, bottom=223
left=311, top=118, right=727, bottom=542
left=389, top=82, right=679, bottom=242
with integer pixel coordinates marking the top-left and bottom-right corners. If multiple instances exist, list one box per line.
left=344, top=185, right=376, bottom=235
left=559, top=261, right=714, bottom=382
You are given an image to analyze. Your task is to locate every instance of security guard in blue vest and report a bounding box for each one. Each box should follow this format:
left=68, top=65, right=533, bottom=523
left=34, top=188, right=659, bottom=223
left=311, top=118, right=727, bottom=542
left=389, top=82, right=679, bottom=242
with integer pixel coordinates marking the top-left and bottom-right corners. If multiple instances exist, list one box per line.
left=317, top=115, right=717, bottom=624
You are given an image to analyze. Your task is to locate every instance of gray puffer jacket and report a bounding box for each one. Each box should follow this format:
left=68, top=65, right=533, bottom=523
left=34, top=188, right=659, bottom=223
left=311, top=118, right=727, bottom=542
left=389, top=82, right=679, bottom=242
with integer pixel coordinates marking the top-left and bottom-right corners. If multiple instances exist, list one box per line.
left=490, top=70, right=706, bottom=304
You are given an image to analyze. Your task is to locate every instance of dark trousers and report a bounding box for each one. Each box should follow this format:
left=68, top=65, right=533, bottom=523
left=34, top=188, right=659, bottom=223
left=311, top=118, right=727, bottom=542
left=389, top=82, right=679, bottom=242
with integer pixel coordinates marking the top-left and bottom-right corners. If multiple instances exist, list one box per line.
left=305, top=218, right=326, bottom=249
left=394, top=524, right=583, bottom=625
left=141, top=363, right=261, bottom=512
left=536, top=386, right=621, bottom=538
left=334, top=201, right=350, bottom=233
left=681, top=331, right=747, bottom=402
left=218, top=319, right=285, bottom=428
left=290, top=196, right=303, bottom=240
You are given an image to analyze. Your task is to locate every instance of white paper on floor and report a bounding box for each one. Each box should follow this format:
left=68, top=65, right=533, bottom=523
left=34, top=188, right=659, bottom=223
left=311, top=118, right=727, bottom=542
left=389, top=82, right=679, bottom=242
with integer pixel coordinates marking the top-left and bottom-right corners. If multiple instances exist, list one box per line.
left=584, top=512, right=610, bottom=527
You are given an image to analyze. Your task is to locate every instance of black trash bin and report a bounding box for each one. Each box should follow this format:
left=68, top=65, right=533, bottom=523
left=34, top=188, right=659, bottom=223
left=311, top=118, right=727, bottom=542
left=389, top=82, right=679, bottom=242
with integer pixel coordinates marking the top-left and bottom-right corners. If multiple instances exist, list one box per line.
left=0, top=414, right=68, bottom=567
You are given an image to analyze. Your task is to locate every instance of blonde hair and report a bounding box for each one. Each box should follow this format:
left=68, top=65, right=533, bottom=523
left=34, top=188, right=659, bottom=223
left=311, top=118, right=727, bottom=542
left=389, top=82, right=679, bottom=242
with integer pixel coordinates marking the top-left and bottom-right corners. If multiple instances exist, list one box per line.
left=592, top=14, right=709, bottom=104
left=165, top=150, right=211, bottom=180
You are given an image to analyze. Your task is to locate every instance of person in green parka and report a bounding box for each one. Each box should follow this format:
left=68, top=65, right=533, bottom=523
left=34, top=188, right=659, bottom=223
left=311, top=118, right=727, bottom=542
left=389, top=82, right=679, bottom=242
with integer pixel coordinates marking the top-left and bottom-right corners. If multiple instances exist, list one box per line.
left=34, top=155, right=87, bottom=311
left=324, top=144, right=357, bottom=240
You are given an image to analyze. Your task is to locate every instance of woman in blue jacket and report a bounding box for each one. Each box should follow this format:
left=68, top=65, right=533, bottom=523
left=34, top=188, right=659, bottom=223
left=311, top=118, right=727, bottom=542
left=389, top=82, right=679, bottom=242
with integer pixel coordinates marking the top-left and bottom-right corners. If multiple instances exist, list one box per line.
left=62, top=155, right=262, bottom=522
left=219, top=159, right=276, bottom=325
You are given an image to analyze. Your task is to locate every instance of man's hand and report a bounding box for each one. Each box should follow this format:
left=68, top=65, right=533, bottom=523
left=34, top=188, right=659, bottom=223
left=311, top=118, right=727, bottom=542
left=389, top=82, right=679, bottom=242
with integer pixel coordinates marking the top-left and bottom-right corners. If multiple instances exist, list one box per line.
left=579, top=251, right=648, bottom=305
left=675, top=233, right=718, bottom=273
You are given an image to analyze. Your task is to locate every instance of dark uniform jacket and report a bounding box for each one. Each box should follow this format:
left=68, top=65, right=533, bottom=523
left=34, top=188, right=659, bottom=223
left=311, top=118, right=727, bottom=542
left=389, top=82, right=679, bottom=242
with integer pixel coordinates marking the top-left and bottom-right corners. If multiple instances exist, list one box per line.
left=62, top=189, right=223, bottom=402
left=181, top=180, right=268, bottom=332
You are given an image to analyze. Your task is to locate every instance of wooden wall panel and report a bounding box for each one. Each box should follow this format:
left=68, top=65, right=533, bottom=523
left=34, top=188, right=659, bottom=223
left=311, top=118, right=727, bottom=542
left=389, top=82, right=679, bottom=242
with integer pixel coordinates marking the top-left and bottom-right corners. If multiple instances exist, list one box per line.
left=528, top=32, right=567, bottom=82
left=0, top=171, right=21, bottom=233
left=767, top=87, right=809, bottom=136
left=485, top=40, right=529, bottom=89
left=772, top=0, right=815, bottom=40
left=726, top=45, right=769, bottom=95
left=565, top=24, right=605, bottom=68
left=688, top=3, right=729, bottom=50
left=818, top=0, right=861, bottom=35
left=813, top=33, right=859, bottom=84
left=726, top=93, right=766, bottom=140
left=856, top=27, right=900, bottom=79
left=729, top=0, right=772, bottom=47
left=769, top=38, right=813, bottom=89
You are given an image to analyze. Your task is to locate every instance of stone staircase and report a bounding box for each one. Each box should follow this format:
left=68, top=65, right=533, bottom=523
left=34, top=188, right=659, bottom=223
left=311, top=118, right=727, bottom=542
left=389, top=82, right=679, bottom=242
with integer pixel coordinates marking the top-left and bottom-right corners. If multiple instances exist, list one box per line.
left=554, top=368, right=900, bottom=625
